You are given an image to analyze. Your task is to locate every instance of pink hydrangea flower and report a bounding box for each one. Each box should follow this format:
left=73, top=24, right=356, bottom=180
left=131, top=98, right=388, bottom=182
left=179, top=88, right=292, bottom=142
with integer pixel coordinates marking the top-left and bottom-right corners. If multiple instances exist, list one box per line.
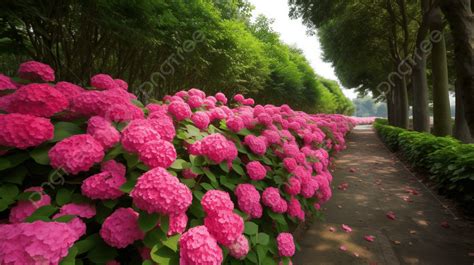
left=226, top=116, right=245, bottom=132
left=182, top=168, right=199, bottom=179
left=257, top=113, right=273, bottom=126
left=168, top=101, right=192, bottom=121
left=288, top=197, right=305, bottom=221
left=244, top=135, right=267, bottom=155
left=0, top=114, right=54, bottom=149
left=204, top=210, right=244, bottom=246
left=235, top=184, right=262, bottom=219
left=87, top=116, right=120, bottom=149
left=121, top=120, right=161, bottom=153
left=0, top=74, right=18, bottom=90
left=188, top=88, right=206, bottom=98
left=283, top=176, right=300, bottom=194
left=283, top=158, right=298, bottom=173
left=9, top=187, right=51, bottom=223
left=18, top=61, right=55, bottom=82
left=300, top=175, right=319, bottom=198
left=187, top=95, right=203, bottom=108
left=0, top=220, right=81, bottom=265
left=215, top=92, right=228, bottom=104
left=130, top=167, right=192, bottom=215
left=55, top=81, right=85, bottom=101
left=245, top=161, right=267, bottom=180
left=242, top=98, right=254, bottom=105
left=81, top=168, right=126, bottom=200
left=262, top=187, right=287, bottom=214
left=91, top=74, right=117, bottom=90
left=233, top=94, right=244, bottom=103
left=191, top=111, right=210, bottom=130
left=49, top=134, right=104, bottom=175
left=100, top=208, right=144, bottom=248
left=179, top=226, right=223, bottom=265
left=262, top=129, right=281, bottom=145
left=147, top=115, right=176, bottom=142
left=114, top=78, right=128, bottom=90
left=201, top=190, right=234, bottom=215
left=138, top=140, right=177, bottom=169
left=168, top=212, right=188, bottom=236
left=5, top=83, right=68, bottom=117
left=277, top=233, right=295, bottom=257
left=56, top=203, right=96, bottom=219
left=190, top=134, right=237, bottom=164
left=228, top=234, right=249, bottom=260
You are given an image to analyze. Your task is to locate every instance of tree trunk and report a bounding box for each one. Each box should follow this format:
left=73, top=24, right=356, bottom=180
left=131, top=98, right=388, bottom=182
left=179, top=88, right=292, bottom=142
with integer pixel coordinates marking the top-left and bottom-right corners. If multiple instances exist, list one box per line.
left=387, top=92, right=395, bottom=125
left=398, top=76, right=409, bottom=129
left=440, top=0, right=474, bottom=137
left=412, top=0, right=431, bottom=132
left=454, top=80, right=473, bottom=143
left=430, top=8, right=452, bottom=136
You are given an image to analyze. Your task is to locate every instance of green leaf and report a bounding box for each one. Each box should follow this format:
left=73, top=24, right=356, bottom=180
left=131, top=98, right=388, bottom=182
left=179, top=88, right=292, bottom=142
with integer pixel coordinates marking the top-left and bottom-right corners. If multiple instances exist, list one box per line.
left=104, top=145, right=125, bottom=161
left=151, top=245, right=179, bottom=265
left=237, top=128, right=252, bottom=136
left=244, top=221, right=258, bottom=235
left=186, top=124, right=201, bottom=137
left=124, top=152, right=139, bottom=168
left=190, top=166, right=204, bottom=174
left=54, top=214, right=75, bottom=223
left=200, top=183, right=214, bottom=191
left=160, top=215, right=170, bottom=235
left=256, top=245, right=268, bottom=265
left=257, top=232, right=270, bottom=245
left=139, top=212, right=160, bottom=233
left=0, top=152, right=29, bottom=171
left=203, top=168, right=219, bottom=188
left=132, top=99, right=145, bottom=108
left=86, top=240, right=118, bottom=263
left=29, top=145, right=51, bottom=165
left=2, top=165, right=27, bottom=184
left=56, top=188, right=73, bottom=206
left=162, top=234, right=181, bottom=252
left=170, top=159, right=190, bottom=170
left=0, top=184, right=19, bottom=211
left=51, top=122, right=83, bottom=142
left=219, top=162, right=229, bottom=173
left=59, top=246, right=78, bottom=265
left=25, top=205, right=58, bottom=222
left=144, top=228, right=166, bottom=248
left=232, top=162, right=244, bottom=176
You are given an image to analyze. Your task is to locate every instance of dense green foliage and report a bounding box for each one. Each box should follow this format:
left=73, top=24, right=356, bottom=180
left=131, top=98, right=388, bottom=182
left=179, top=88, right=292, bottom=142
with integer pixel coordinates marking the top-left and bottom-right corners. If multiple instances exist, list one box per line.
left=353, top=97, right=387, bottom=118
left=0, top=0, right=352, bottom=114
left=374, top=119, right=474, bottom=207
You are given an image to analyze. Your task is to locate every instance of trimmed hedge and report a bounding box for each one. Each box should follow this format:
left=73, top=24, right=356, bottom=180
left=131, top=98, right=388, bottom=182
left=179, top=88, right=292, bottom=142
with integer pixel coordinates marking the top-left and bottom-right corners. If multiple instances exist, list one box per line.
left=374, top=119, right=474, bottom=206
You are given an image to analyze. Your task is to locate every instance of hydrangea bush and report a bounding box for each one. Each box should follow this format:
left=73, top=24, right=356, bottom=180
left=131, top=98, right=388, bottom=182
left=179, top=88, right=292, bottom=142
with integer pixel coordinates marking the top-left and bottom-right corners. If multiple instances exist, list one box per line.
left=0, top=61, right=355, bottom=265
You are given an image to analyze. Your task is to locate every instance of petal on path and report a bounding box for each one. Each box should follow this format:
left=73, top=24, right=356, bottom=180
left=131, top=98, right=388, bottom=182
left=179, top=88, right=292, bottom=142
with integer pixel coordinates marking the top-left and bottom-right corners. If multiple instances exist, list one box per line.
left=386, top=211, right=396, bottom=220
left=341, top=224, right=352, bottom=232
left=364, top=235, right=375, bottom=242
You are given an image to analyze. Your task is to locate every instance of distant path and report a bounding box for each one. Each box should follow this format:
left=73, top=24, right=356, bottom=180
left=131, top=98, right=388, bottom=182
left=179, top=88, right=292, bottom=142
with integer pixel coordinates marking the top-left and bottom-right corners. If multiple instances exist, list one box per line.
left=294, top=126, right=474, bottom=265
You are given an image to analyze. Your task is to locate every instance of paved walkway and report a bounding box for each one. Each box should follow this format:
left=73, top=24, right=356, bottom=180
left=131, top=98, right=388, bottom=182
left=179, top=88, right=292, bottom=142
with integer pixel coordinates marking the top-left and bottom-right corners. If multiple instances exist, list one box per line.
left=294, top=126, right=474, bottom=265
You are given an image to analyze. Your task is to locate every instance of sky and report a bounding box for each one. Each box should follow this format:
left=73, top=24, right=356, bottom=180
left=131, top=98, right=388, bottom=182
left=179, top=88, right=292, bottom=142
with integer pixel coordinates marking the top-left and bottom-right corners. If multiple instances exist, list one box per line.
left=248, top=0, right=358, bottom=99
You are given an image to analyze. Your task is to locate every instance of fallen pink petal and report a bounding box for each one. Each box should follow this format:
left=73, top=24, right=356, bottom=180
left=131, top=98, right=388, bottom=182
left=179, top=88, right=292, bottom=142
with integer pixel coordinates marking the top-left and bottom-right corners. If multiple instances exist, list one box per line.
left=386, top=211, right=396, bottom=220
left=341, top=224, right=352, bottom=233
left=364, top=235, right=375, bottom=242
left=339, top=245, right=347, bottom=251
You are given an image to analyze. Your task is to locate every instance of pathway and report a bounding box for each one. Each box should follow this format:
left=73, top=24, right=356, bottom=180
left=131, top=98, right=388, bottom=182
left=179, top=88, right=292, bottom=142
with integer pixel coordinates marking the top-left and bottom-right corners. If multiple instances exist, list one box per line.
left=294, top=126, right=474, bottom=265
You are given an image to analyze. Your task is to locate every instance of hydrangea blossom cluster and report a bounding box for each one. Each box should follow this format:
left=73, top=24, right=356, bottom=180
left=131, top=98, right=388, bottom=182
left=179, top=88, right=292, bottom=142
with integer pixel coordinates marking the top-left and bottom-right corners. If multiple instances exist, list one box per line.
left=0, top=61, right=357, bottom=264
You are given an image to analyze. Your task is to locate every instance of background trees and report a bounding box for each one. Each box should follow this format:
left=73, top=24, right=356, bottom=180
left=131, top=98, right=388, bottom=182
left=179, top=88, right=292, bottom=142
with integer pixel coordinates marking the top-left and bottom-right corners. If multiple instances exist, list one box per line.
left=0, top=0, right=353, bottom=115
left=289, top=0, right=473, bottom=142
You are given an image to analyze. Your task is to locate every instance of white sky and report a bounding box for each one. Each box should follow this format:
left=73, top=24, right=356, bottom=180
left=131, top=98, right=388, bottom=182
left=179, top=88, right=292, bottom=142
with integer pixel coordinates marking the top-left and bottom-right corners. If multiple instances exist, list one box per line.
left=249, top=0, right=358, bottom=99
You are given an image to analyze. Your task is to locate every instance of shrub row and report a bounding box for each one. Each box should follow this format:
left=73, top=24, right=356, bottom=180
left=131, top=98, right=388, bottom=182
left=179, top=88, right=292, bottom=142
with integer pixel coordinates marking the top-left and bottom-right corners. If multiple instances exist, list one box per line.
left=0, top=61, right=356, bottom=265
left=374, top=119, right=474, bottom=205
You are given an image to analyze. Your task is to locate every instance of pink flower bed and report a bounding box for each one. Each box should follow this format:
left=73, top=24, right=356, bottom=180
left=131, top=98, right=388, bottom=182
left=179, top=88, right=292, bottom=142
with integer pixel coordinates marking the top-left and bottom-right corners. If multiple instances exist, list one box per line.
left=0, top=61, right=356, bottom=265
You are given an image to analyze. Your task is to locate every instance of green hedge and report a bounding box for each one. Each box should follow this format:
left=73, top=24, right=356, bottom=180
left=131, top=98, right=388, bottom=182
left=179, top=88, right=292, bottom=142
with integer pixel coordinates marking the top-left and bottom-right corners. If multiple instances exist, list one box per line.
left=374, top=119, right=474, bottom=206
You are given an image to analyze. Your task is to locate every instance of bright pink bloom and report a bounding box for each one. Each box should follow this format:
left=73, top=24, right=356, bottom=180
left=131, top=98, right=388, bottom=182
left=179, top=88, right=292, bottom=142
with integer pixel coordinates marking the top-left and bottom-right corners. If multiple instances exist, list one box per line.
left=287, top=198, right=305, bottom=221
left=201, top=190, right=234, bottom=215
left=235, top=184, right=262, bottom=219
left=5, top=83, right=68, bottom=117
left=262, top=187, right=287, bottom=214
left=0, top=74, right=18, bottom=90
left=147, top=115, right=176, bottom=142
left=228, top=234, right=249, bottom=260
left=130, top=167, right=192, bottom=215
left=91, top=74, right=117, bottom=90
left=226, top=116, right=245, bottom=132
left=187, top=95, right=203, bottom=108
left=364, top=235, right=375, bottom=242
left=191, top=111, right=210, bottom=130
left=9, top=187, right=51, bottom=223
left=138, top=140, right=177, bottom=169
left=121, top=120, right=161, bottom=153
left=245, top=161, right=267, bottom=180
left=277, top=233, right=295, bottom=257
left=81, top=167, right=126, bottom=200
left=257, top=113, right=272, bottom=126
left=341, top=224, right=352, bottom=233
left=168, top=101, right=192, bottom=121
left=49, top=134, right=104, bottom=175
left=215, top=92, right=227, bottom=104
left=168, top=212, right=188, bottom=236
left=87, top=116, right=120, bottom=149
left=55, top=81, right=85, bottom=101
left=204, top=210, right=244, bottom=246
left=188, top=88, right=206, bottom=98
left=244, top=135, right=267, bottom=155
left=0, top=114, right=54, bottom=149
left=190, top=134, right=237, bottom=164
left=56, top=203, right=96, bottom=219
left=114, top=78, right=128, bottom=90
left=300, top=175, right=319, bottom=198
left=233, top=94, right=245, bottom=103
left=284, top=177, right=301, bottom=196
left=100, top=208, right=144, bottom=248
left=0, top=220, right=81, bottom=265
left=242, top=98, right=254, bottom=105
left=18, top=61, right=55, bottom=82
left=179, top=226, right=223, bottom=265
left=283, top=158, right=298, bottom=173
left=262, top=129, right=280, bottom=145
